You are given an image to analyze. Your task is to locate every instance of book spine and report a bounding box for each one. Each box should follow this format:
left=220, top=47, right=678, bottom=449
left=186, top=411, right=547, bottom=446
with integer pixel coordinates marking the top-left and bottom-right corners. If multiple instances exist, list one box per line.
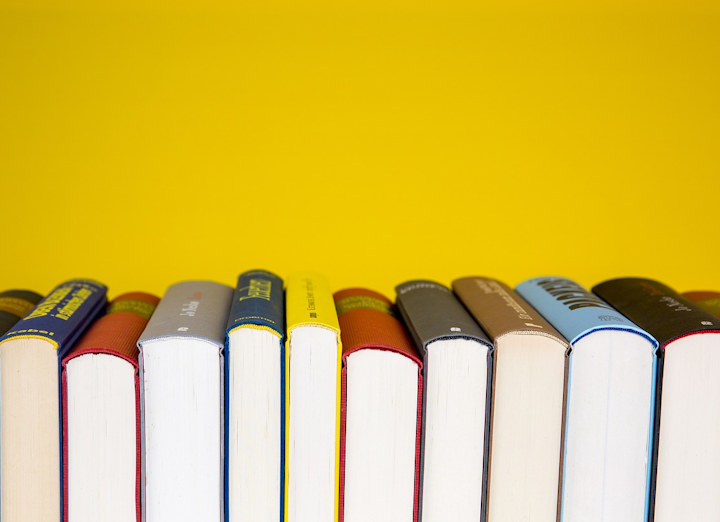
left=225, top=270, right=285, bottom=522
left=335, top=288, right=421, bottom=363
left=334, top=288, right=422, bottom=522
left=285, top=272, right=340, bottom=333
left=452, top=276, right=567, bottom=346
left=592, top=278, right=720, bottom=346
left=395, top=280, right=493, bottom=522
left=682, top=291, right=720, bottom=317
left=137, top=281, right=231, bottom=522
left=284, top=272, right=341, bottom=522
left=0, top=280, right=106, bottom=522
left=62, top=291, right=158, bottom=522
left=395, top=280, right=492, bottom=358
left=138, top=280, right=233, bottom=348
left=0, top=289, right=43, bottom=336
left=226, top=270, right=285, bottom=337
left=516, top=276, right=658, bottom=347
left=0, top=279, right=107, bottom=355
left=67, top=292, right=160, bottom=361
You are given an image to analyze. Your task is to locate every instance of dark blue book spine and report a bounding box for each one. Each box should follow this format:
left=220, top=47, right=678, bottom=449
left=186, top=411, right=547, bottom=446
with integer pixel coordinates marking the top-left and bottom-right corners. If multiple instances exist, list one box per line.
left=0, top=278, right=107, bottom=522
left=226, top=270, right=285, bottom=336
left=0, top=278, right=108, bottom=356
left=224, top=270, right=285, bottom=522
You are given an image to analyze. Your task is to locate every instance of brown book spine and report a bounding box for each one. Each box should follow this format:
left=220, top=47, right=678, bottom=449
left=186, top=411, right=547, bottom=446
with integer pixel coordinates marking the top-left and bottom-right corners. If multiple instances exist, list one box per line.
left=452, top=276, right=567, bottom=346
left=453, top=277, right=568, bottom=522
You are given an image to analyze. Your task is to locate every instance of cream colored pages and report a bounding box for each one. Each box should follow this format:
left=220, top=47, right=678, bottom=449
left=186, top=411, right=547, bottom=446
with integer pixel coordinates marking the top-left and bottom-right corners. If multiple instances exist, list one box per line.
left=1, top=338, right=60, bottom=521
left=486, top=333, right=566, bottom=522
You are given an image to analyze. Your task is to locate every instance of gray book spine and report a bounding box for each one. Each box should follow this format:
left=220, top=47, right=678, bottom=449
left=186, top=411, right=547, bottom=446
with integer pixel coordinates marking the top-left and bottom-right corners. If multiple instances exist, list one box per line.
left=138, top=280, right=234, bottom=349
left=395, top=280, right=493, bottom=357
left=137, top=280, right=233, bottom=522
left=396, top=279, right=493, bottom=522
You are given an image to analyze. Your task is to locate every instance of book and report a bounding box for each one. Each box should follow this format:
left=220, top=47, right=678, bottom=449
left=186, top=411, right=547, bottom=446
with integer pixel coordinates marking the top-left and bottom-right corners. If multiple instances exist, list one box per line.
left=516, top=276, right=658, bottom=522
left=334, top=288, right=422, bottom=522
left=682, top=290, right=720, bottom=316
left=225, top=270, right=285, bottom=522
left=0, top=289, right=43, bottom=335
left=61, top=292, right=159, bottom=522
left=0, top=279, right=107, bottom=522
left=395, top=280, right=493, bottom=522
left=452, top=276, right=569, bottom=522
left=593, top=278, right=720, bottom=522
left=284, top=272, right=342, bottom=522
left=138, top=280, right=233, bottom=522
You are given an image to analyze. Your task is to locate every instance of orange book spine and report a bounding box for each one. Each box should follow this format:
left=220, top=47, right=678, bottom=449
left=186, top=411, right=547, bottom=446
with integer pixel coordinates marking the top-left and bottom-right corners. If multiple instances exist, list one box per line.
left=334, top=288, right=423, bottom=522
left=62, top=292, right=159, bottom=522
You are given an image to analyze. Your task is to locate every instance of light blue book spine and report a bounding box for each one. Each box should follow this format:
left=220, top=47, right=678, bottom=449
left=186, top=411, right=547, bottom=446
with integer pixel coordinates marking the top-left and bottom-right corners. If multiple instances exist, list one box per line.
left=516, top=276, right=659, bottom=522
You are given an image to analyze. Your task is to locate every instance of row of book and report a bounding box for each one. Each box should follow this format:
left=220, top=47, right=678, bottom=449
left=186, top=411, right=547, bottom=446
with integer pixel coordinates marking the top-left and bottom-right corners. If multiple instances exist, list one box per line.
left=1, top=272, right=719, bottom=522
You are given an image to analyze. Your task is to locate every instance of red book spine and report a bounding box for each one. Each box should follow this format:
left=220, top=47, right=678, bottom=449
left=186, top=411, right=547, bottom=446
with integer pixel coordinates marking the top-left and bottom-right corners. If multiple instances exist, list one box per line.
left=683, top=290, right=720, bottom=317
left=61, top=292, right=159, bottom=522
left=334, top=288, right=423, bottom=522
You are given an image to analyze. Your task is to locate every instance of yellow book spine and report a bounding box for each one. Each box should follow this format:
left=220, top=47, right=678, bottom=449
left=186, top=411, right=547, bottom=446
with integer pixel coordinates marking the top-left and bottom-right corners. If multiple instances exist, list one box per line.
left=285, top=272, right=341, bottom=332
left=284, top=272, right=342, bottom=522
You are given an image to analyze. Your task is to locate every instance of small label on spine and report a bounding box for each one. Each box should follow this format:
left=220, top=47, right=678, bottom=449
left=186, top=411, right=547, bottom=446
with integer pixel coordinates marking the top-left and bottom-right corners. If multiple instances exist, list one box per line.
left=335, top=295, right=392, bottom=316
left=108, top=299, right=156, bottom=319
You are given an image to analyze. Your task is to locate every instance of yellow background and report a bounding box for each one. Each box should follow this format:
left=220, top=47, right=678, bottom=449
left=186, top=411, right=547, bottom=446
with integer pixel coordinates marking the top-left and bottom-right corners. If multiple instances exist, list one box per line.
left=1, top=0, right=719, bottom=300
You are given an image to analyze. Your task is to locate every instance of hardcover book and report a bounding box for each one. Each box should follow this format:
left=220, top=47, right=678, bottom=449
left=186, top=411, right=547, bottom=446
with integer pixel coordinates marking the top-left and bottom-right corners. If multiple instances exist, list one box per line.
left=62, top=292, right=159, bottom=522
left=593, top=278, right=720, bottom=522
left=225, top=270, right=285, bottom=522
left=517, top=277, right=658, bottom=522
left=453, top=276, right=569, bottom=522
left=284, top=272, right=342, bottom=522
left=395, top=280, right=493, bottom=522
left=138, top=280, right=233, bottom=522
left=0, top=289, right=43, bottom=335
left=335, top=288, right=422, bottom=522
left=0, top=279, right=107, bottom=522
left=682, top=290, right=720, bottom=317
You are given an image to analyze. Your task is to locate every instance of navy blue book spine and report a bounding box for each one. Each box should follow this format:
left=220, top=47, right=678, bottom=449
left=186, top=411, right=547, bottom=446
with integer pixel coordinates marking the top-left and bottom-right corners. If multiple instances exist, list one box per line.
left=224, top=270, right=285, bottom=522
left=226, top=270, right=285, bottom=335
left=0, top=278, right=108, bottom=355
left=0, top=278, right=107, bottom=522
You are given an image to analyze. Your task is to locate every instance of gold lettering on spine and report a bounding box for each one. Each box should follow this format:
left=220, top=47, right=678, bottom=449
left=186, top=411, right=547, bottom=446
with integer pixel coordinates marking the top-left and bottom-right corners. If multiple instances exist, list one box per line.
left=238, top=279, right=272, bottom=302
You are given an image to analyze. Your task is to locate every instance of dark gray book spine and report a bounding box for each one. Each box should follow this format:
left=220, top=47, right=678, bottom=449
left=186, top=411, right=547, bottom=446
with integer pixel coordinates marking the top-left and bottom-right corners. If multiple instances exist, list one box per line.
left=395, top=280, right=493, bottom=522
left=592, top=278, right=720, bottom=347
left=0, top=289, right=43, bottom=336
left=395, top=280, right=493, bottom=356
